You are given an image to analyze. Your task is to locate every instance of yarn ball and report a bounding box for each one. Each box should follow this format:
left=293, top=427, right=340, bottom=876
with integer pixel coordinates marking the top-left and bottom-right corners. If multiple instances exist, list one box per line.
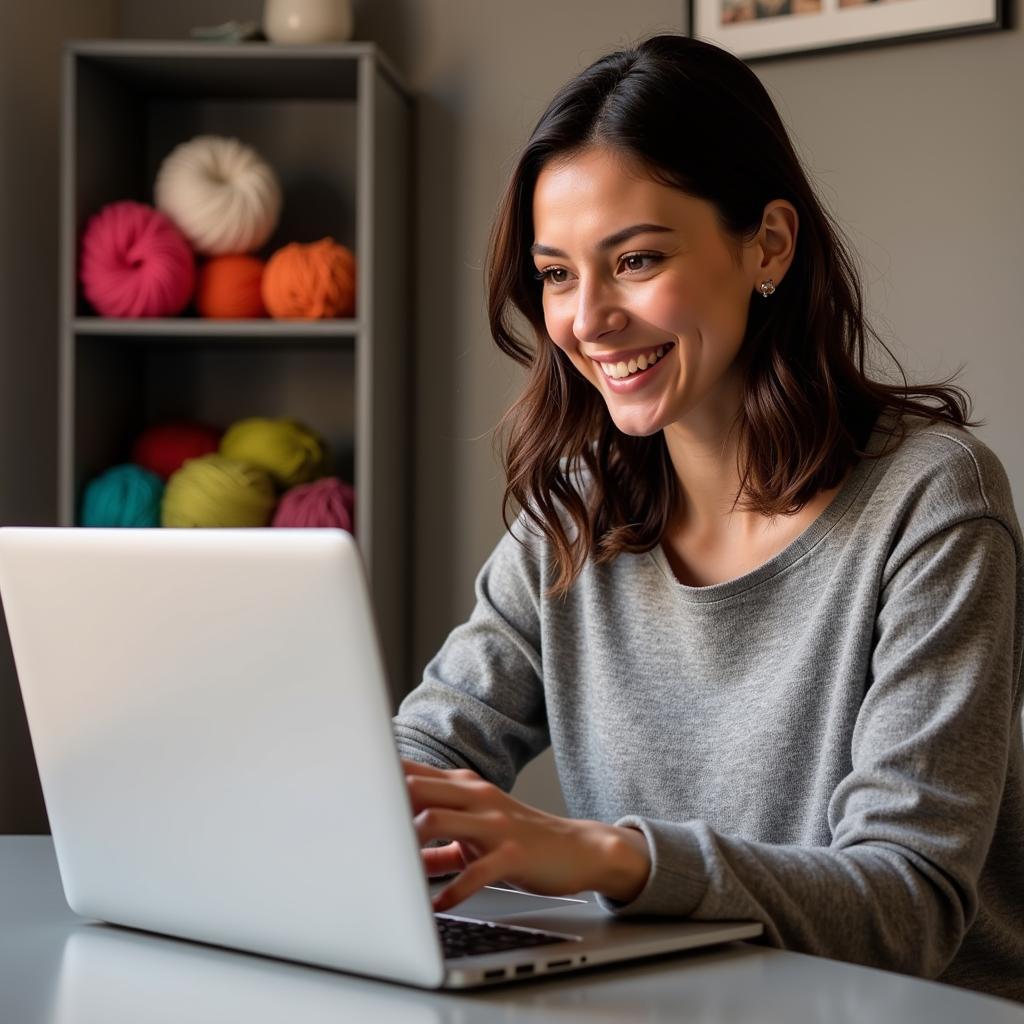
left=196, top=255, right=267, bottom=318
left=132, top=421, right=223, bottom=481
left=154, top=135, right=282, bottom=256
left=80, top=463, right=164, bottom=527
left=162, top=454, right=277, bottom=528
left=219, top=417, right=327, bottom=488
left=272, top=477, right=356, bottom=531
left=261, top=238, right=356, bottom=319
left=79, top=201, right=195, bottom=318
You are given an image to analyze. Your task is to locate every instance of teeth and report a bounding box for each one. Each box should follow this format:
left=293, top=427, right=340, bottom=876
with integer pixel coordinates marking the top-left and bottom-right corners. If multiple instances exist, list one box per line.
left=596, top=345, right=669, bottom=380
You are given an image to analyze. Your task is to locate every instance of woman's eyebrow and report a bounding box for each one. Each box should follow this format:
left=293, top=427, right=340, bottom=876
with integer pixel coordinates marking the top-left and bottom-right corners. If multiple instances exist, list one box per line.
left=530, top=223, right=673, bottom=258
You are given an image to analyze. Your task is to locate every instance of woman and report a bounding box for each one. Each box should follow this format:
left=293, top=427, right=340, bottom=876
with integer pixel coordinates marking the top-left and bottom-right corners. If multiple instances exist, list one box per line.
left=393, top=34, right=1024, bottom=1001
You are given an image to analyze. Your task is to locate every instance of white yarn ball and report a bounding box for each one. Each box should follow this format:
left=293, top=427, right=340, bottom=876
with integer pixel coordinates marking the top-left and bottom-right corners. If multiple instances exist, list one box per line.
left=154, top=135, right=282, bottom=256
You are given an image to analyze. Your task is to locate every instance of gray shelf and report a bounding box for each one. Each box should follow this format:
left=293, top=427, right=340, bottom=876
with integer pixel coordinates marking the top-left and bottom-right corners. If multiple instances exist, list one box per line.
left=74, top=317, right=362, bottom=343
left=59, top=40, right=415, bottom=701
left=67, top=39, right=408, bottom=99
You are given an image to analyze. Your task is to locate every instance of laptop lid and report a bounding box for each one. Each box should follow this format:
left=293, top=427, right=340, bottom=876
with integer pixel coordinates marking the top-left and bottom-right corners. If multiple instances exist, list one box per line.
left=0, top=527, right=446, bottom=989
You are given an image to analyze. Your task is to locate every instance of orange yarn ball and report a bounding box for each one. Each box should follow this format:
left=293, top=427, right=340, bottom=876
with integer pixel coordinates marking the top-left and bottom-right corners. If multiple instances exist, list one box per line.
left=261, top=237, right=356, bottom=319
left=196, top=254, right=267, bottom=318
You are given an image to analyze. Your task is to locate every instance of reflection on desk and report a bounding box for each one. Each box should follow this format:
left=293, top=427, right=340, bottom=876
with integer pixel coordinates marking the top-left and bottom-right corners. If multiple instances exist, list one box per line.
left=4, top=838, right=1023, bottom=1024
left=53, top=926, right=444, bottom=1024
left=48, top=921, right=1024, bottom=1024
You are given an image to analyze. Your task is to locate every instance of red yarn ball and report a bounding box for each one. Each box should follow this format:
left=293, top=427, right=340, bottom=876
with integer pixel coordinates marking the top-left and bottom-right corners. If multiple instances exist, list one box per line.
left=132, top=421, right=222, bottom=481
left=272, top=477, right=356, bottom=531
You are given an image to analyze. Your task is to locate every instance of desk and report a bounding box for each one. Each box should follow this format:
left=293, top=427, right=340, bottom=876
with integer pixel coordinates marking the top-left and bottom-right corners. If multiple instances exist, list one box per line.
left=2, top=837, right=1021, bottom=1023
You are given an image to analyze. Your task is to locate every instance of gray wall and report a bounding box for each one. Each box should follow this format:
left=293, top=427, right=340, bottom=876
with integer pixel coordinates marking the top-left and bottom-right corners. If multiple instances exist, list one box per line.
left=2, top=0, right=1020, bottom=828
left=0, top=1, right=117, bottom=832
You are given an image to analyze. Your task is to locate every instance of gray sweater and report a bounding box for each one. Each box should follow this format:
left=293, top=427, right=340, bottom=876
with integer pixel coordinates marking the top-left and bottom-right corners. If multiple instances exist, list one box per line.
left=393, top=412, right=1024, bottom=1001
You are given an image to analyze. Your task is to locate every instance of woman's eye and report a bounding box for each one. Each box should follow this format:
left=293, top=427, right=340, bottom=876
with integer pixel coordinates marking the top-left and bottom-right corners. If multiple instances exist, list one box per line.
left=621, top=253, right=660, bottom=272
left=533, top=267, right=568, bottom=286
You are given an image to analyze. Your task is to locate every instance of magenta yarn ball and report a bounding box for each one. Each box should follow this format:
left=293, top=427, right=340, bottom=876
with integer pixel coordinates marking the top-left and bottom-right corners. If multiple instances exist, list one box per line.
left=272, top=477, right=356, bottom=531
left=79, top=200, right=196, bottom=317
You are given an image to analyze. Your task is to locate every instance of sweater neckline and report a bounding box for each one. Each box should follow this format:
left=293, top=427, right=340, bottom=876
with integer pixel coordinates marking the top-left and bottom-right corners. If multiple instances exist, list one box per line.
left=648, top=413, right=893, bottom=603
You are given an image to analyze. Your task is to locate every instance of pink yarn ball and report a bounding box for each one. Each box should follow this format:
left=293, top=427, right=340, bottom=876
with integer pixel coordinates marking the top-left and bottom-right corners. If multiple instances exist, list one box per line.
left=80, top=200, right=196, bottom=317
left=272, top=477, right=356, bottom=531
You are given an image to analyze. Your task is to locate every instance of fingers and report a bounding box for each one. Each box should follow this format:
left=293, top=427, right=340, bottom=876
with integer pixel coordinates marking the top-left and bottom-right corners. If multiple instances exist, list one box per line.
left=401, top=758, right=480, bottom=782
left=432, top=850, right=515, bottom=913
left=415, top=808, right=501, bottom=849
left=401, top=758, right=448, bottom=778
left=406, top=775, right=494, bottom=814
left=421, top=842, right=466, bottom=877
left=401, top=761, right=513, bottom=903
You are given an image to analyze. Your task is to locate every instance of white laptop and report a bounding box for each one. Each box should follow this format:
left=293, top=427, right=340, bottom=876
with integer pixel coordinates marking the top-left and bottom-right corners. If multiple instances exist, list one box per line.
left=0, top=526, right=761, bottom=988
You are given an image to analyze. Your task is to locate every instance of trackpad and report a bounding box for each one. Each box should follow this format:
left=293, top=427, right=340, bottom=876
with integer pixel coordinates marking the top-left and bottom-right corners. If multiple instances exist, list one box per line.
left=432, top=883, right=591, bottom=920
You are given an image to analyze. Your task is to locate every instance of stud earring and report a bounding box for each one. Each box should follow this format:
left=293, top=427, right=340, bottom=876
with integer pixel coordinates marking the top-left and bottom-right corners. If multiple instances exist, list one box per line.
left=758, top=279, right=776, bottom=298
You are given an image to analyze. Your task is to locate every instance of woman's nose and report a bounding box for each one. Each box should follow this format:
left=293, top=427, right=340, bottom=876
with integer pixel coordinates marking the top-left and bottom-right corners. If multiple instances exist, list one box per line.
left=572, top=279, right=627, bottom=342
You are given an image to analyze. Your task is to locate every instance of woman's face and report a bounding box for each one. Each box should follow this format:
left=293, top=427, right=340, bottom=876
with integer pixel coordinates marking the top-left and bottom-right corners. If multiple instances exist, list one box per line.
left=531, top=146, right=781, bottom=439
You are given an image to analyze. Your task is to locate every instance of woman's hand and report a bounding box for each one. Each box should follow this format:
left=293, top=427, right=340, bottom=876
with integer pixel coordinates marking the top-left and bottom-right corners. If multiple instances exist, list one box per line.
left=402, top=759, right=651, bottom=913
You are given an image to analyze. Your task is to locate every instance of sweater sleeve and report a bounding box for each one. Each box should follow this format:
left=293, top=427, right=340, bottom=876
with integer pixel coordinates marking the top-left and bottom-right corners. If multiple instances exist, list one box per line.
left=392, top=517, right=549, bottom=792
left=598, top=515, right=1021, bottom=980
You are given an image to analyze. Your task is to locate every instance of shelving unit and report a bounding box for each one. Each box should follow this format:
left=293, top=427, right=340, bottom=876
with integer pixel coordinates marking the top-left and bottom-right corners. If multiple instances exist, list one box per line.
left=59, top=40, right=414, bottom=702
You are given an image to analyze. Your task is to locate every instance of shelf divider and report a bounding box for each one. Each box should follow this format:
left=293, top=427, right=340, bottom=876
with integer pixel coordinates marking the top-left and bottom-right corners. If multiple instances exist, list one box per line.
left=73, top=317, right=361, bottom=339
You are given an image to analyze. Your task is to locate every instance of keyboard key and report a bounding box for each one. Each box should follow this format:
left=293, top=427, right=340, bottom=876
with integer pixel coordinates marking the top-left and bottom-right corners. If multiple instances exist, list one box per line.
left=436, top=914, right=574, bottom=958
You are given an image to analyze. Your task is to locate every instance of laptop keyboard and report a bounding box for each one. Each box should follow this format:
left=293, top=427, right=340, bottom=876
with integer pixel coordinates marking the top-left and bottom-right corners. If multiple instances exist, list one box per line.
left=436, top=914, right=572, bottom=959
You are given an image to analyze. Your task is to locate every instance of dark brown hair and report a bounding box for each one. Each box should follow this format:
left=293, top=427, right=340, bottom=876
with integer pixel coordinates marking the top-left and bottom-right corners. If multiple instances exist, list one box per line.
left=485, top=33, right=980, bottom=599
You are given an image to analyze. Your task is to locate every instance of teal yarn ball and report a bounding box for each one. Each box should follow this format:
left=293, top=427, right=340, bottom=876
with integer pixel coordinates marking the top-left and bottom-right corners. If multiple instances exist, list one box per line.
left=80, top=463, right=165, bottom=527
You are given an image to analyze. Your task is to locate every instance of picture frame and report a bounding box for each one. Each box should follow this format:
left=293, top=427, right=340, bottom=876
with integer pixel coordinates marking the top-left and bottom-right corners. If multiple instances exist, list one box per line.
left=687, top=0, right=1008, bottom=63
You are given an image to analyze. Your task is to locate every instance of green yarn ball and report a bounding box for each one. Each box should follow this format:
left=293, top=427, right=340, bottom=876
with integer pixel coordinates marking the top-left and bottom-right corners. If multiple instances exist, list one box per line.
left=162, top=453, right=277, bottom=528
left=219, top=416, right=327, bottom=488
left=80, top=463, right=164, bottom=527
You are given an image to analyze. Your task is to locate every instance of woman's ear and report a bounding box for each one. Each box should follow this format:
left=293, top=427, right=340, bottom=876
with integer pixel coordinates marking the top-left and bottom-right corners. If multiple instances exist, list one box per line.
left=754, top=199, right=798, bottom=287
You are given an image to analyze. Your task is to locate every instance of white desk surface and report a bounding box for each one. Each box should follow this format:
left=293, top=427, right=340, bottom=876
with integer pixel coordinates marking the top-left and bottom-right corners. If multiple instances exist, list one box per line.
left=2, top=836, right=1021, bottom=1023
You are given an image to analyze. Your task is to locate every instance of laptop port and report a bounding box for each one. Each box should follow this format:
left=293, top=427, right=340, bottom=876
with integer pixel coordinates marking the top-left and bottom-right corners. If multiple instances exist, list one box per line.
left=483, top=968, right=506, bottom=980
left=514, top=963, right=535, bottom=976
left=546, top=959, right=572, bottom=969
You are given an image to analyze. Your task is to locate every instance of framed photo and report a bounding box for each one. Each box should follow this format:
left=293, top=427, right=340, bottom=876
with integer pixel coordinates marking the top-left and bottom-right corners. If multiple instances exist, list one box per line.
left=687, top=0, right=1008, bottom=63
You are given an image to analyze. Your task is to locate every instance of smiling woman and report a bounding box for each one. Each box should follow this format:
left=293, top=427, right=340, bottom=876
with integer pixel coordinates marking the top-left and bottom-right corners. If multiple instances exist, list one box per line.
left=392, top=33, right=1024, bottom=1002
left=485, top=35, right=982, bottom=595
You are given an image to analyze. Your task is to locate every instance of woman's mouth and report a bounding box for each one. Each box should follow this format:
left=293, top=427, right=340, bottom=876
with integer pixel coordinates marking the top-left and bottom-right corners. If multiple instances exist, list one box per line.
left=593, top=344, right=671, bottom=380
left=592, top=343, right=674, bottom=393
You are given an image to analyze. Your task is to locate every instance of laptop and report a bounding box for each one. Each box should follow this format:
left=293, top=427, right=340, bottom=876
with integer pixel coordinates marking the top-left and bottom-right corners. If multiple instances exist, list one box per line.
left=0, top=526, right=761, bottom=988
